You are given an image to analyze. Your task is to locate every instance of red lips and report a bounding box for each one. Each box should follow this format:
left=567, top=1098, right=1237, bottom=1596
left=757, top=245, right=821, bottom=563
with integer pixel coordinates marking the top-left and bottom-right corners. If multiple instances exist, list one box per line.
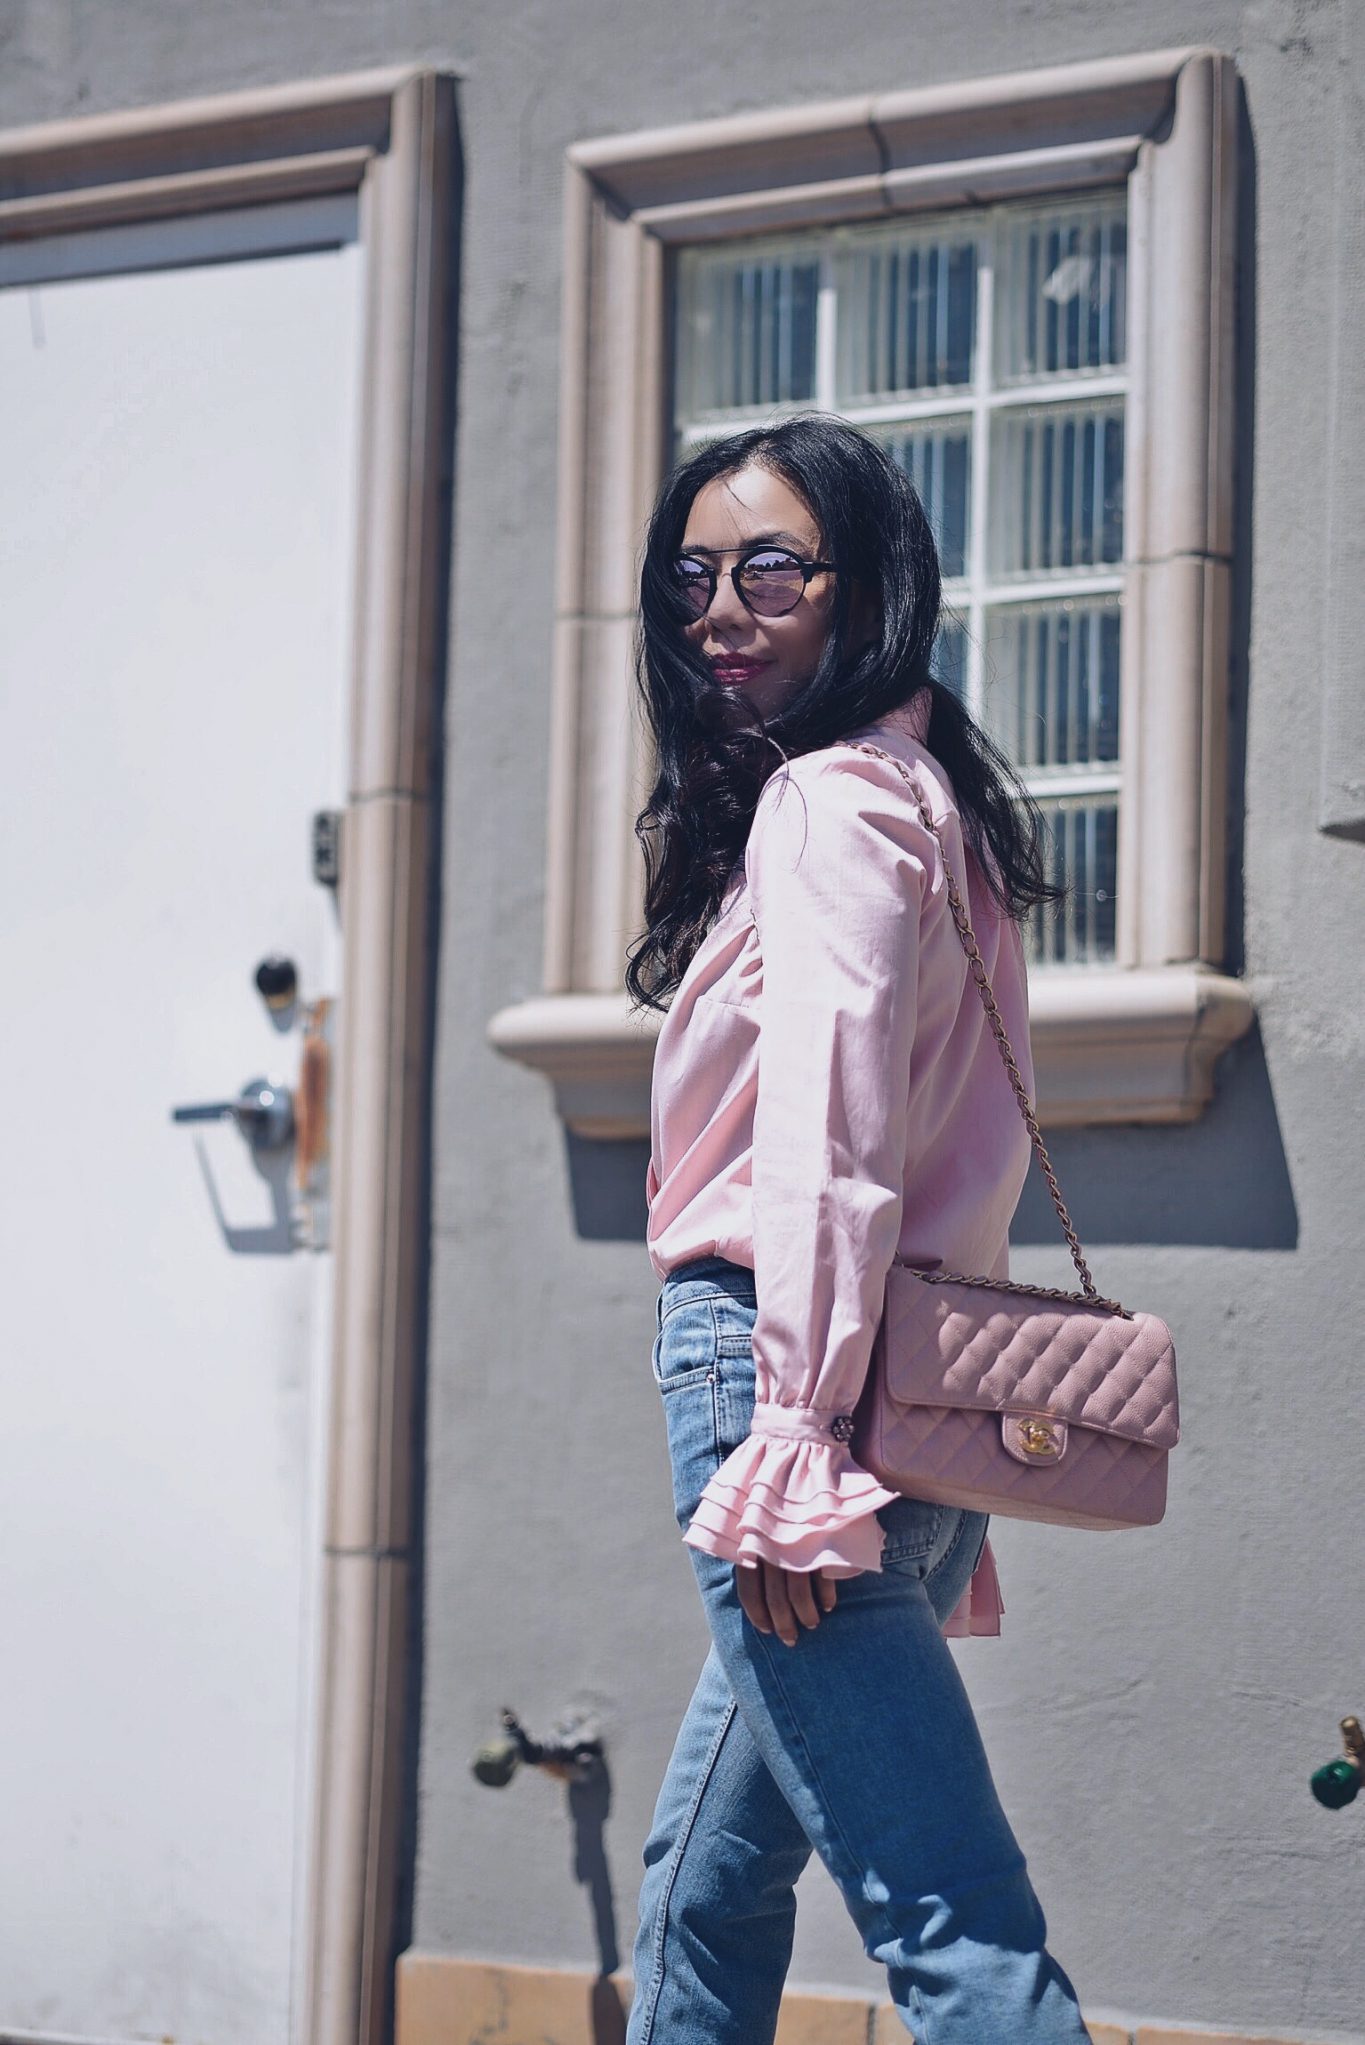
left=709, top=656, right=771, bottom=687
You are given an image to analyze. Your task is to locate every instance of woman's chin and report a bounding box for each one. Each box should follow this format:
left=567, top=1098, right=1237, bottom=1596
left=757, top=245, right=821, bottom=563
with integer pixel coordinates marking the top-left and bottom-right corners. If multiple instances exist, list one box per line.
left=696, top=681, right=759, bottom=732
left=716, top=679, right=797, bottom=727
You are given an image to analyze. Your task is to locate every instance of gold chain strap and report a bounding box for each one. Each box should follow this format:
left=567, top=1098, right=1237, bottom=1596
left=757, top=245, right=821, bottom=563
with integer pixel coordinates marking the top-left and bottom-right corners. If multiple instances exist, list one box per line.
left=911, top=1269, right=1128, bottom=1316
left=844, top=740, right=1128, bottom=1319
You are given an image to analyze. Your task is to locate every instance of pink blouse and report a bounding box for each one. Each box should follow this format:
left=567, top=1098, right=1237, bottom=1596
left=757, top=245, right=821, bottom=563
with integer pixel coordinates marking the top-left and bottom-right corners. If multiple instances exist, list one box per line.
left=644, top=690, right=1038, bottom=1637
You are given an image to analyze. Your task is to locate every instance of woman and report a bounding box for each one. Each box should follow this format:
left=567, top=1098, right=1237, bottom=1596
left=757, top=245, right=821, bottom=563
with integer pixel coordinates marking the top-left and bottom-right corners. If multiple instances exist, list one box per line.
left=623, top=415, right=1092, bottom=2044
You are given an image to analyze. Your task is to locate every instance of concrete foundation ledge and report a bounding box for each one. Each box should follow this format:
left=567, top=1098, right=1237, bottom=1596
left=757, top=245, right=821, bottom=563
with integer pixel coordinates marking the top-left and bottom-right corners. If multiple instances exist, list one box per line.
left=394, top=1952, right=1363, bottom=2045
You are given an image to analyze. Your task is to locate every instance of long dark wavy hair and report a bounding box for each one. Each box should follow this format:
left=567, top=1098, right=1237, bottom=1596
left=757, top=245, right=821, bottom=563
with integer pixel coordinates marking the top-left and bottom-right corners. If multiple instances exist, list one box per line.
left=625, top=414, right=1063, bottom=1012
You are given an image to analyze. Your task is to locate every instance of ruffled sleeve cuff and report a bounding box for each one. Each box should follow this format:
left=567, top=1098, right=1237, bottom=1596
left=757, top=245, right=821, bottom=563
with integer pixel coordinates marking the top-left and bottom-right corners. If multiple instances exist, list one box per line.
left=940, top=1535, right=1005, bottom=1638
left=681, top=1402, right=902, bottom=1579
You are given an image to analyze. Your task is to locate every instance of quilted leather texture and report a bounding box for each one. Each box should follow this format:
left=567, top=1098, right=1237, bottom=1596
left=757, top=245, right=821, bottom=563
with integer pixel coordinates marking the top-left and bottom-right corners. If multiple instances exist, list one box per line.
left=850, top=1269, right=1179, bottom=1531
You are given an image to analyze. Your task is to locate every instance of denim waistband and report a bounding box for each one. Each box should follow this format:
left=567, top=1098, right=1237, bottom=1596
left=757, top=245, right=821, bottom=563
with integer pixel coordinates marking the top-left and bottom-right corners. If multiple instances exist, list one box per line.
left=660, top=1253, right=757, bottom=1300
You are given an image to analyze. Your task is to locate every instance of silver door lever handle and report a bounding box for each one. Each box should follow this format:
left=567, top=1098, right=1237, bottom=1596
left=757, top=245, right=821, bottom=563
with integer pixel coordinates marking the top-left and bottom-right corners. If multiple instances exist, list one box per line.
left=171, top=1079, right=294, bottom=1154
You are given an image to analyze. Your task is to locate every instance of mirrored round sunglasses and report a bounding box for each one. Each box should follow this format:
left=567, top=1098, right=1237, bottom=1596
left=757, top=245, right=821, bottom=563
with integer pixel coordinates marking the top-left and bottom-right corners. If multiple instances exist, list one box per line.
left=670, top=545, right=836, bottom=619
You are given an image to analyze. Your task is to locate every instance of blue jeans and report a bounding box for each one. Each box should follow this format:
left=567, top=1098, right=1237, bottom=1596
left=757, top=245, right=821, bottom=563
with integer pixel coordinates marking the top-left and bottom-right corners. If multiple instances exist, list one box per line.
left=627, top=1255, right=1092, bottom=2045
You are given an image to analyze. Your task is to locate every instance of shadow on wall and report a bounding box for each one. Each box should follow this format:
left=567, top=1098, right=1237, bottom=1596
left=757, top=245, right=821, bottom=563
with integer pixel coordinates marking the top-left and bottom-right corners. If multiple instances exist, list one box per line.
left=1012, top=1021, right=1296, bottom=1251
left=569, top=1764, right=628, bottom=2044
left=567, top=1129, right=653, bottom=1242
left=1221, top=82, right=1257, bottom=976
left=564, top=1021, right=1295, bottom=1252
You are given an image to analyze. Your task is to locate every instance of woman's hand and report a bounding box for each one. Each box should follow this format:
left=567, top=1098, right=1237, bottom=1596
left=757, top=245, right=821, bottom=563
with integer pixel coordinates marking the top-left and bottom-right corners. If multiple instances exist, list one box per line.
left=736, top=1559, right=846, bottom=1645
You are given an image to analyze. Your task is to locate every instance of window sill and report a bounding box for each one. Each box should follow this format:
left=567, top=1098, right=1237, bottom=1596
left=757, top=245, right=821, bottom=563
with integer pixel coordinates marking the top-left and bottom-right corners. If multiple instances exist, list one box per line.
left=486, top=966, right=1256, bottom=1139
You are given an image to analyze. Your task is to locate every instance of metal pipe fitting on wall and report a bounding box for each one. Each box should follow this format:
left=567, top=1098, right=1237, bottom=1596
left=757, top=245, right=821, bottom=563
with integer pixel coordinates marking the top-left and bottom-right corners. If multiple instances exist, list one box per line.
left=471, top=1707, right=605, bottom=1789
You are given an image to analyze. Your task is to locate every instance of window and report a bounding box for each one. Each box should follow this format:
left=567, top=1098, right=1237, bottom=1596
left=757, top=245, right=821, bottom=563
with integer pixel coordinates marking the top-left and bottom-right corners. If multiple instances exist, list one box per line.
left=672, top=195, right=1128, bottom=967
left=487, top=48, right=1255, bottom=1132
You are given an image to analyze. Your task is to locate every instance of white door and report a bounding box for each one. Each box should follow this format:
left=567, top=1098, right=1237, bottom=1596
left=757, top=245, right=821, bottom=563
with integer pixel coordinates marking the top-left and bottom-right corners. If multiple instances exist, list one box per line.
left=0, top=228, right=362, bottom=2044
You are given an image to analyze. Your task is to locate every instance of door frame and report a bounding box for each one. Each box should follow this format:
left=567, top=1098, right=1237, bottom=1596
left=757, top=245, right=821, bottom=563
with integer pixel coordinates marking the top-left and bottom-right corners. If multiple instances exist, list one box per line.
left=0, top=67, right=458, bottom=2045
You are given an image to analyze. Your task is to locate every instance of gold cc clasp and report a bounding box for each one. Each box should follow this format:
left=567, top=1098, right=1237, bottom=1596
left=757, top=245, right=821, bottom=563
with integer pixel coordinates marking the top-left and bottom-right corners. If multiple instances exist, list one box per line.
left=1018, top=1418, right=1059, bottom=1458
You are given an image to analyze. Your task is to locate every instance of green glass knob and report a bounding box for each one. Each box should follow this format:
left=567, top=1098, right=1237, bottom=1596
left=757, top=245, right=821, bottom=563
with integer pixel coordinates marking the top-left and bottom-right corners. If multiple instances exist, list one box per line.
left=1310, top=1758, right=1361, bottom=1810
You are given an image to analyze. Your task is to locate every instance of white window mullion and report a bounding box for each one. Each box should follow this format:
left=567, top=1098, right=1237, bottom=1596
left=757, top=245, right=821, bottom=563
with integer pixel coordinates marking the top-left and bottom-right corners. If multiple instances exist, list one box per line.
left=815, top=242, right=838, bottom=411
left=942, top=373, right=1127, bottom=412
left=679, top=402, right=820, bottom=445
left=1026, top=767, right=1122, bottom=802
left=964, top=218, right=995, bottom=727
left=837, top=391, right=978, bottom=428
left=981, top=571, right=1124, bottom=606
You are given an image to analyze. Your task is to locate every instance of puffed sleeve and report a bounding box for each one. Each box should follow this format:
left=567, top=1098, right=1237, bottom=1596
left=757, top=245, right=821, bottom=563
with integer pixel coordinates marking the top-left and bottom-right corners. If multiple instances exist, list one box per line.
left=682, top=747, right=929, bottom=1579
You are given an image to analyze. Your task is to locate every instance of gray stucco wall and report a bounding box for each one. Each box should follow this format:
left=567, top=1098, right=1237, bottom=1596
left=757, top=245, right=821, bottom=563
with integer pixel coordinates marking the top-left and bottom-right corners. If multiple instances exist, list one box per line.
left=5, top=1, right=1363, bottom=2036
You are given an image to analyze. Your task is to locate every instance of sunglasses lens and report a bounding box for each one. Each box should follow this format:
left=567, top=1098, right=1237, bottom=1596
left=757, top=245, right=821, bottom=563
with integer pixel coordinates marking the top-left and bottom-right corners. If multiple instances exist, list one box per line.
left=738, top=549, right=806, bottom=615
left=671, top=557, right=713, bottom=615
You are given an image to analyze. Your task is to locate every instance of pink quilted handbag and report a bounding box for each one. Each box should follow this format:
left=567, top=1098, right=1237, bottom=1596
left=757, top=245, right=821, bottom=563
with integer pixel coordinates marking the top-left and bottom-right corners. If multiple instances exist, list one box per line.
left=844, top=742, right=1180, bottom=1532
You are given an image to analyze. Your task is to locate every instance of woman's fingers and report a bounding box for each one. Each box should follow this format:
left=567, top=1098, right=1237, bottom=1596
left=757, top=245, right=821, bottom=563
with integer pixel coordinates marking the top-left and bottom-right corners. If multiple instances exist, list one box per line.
left=776, top=1562, right=822, bottom=1639
left=736, top=1561, right=771, bottom=1633
left=736, top=1561, right=841, bottom=1644
left=762, top=1561, right=798, bottom=1645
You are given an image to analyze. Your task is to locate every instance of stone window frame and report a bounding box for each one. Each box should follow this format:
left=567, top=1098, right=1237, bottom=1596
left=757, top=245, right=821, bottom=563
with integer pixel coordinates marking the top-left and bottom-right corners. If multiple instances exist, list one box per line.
left=487, top=46, right=1254, bottom=1134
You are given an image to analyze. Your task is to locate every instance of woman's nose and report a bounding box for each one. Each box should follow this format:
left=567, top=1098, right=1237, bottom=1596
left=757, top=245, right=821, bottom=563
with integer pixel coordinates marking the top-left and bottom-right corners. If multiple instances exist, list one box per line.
left=706, top=571, right=749, bottom=632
